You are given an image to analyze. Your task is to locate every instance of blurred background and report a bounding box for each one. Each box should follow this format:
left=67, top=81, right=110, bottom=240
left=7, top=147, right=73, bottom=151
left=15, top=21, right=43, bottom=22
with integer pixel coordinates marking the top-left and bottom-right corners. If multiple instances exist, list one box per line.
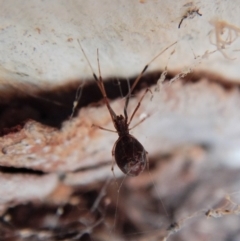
left=1, top=1, right=240, bottom=240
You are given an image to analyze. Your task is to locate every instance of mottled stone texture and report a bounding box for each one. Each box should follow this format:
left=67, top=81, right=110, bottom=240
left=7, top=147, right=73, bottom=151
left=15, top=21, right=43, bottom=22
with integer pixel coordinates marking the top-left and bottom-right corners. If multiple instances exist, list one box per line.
left=1, top=77, right=240, bottom=240
left=1, top=0, right=240, bottom=240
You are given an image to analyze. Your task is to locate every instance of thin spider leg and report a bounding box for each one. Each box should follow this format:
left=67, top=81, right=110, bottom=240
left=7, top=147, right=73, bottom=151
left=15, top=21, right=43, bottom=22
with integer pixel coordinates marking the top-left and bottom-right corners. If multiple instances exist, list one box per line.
left=97, top=48, right=107, bottom=96
left=96, top=49, right=118, bottom=120
left=124, top=41, right=177, bottom=116
left=78, top=40, right=117, bottom=121
left=129, top=114, right=149, bottom=130
left=124, top=78, right=131, bottom=120
left=92, top=124, right=117, bottom=133
left=128, top=88, right=152, bottom=126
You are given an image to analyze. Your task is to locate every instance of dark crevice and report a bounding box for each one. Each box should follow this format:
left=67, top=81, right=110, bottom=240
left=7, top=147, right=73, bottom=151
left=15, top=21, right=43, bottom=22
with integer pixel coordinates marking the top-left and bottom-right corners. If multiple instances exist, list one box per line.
left=0, top=71, right=166, bottom=136
left=0, top=166, right=45, bottom=175
left=0, top=70, right=237, bottom=137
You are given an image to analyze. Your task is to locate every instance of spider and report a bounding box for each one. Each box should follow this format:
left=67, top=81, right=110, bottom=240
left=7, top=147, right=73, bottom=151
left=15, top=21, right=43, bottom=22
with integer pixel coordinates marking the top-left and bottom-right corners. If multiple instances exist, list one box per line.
left=78, top=40, right=177, bottom=176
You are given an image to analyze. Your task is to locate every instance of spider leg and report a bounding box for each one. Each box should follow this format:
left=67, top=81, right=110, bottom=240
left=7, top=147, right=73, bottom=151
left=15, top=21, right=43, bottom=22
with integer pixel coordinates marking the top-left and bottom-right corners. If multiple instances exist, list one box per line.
left=92, top=124, right=117, bottom=133
left=128, top=88, right=152, bottom=126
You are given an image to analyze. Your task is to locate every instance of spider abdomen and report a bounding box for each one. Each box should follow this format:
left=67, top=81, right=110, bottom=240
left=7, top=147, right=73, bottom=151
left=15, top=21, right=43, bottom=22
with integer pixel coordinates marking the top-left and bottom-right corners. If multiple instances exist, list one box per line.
left=114, top=135, right=147, bottom=176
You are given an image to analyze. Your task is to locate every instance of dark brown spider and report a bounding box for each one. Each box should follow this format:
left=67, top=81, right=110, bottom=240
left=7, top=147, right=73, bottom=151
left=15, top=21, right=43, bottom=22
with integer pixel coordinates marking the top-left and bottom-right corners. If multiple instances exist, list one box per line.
left=78, top=40, right=177, bottom=176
